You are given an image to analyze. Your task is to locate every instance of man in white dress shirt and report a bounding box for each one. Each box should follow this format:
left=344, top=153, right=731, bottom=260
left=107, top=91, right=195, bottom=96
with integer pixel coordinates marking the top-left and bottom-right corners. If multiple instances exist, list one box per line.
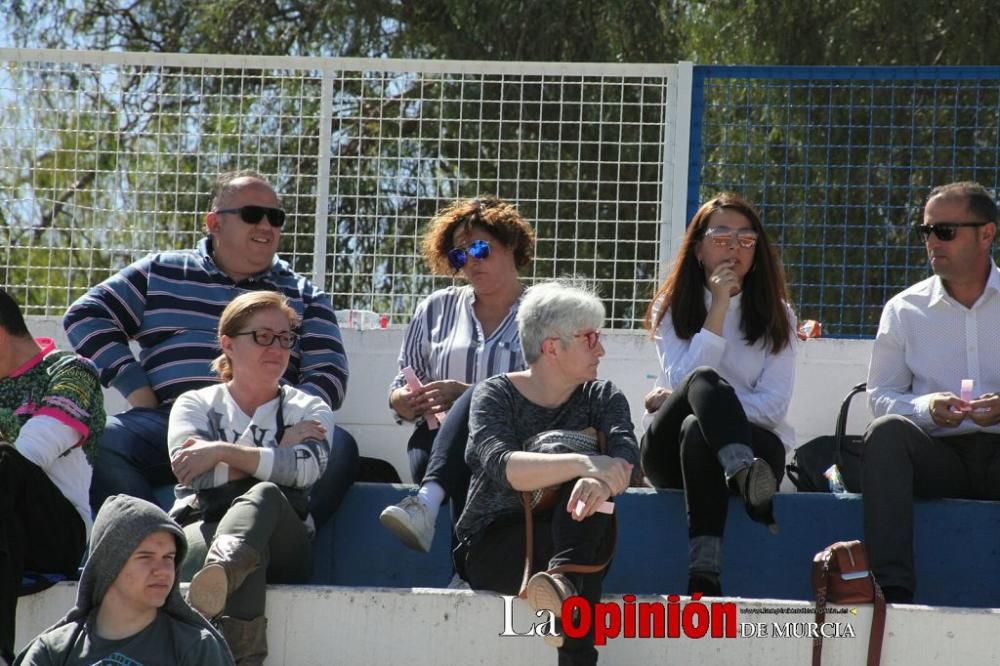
left=864, top=181, right=1000, bottom=603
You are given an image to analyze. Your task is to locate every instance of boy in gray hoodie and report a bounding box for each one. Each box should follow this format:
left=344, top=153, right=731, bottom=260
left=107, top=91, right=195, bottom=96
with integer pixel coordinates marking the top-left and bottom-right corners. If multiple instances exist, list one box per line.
left=15, top=495, right=233, bottom=665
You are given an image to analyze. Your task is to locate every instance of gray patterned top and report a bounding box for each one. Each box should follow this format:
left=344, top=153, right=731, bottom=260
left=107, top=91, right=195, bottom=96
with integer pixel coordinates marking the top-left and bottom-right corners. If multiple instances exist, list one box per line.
left=456, top=375, right=639, bottom=542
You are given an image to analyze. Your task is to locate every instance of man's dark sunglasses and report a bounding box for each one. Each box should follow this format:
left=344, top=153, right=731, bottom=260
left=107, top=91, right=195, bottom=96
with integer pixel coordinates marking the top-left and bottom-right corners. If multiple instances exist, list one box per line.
left=215, top=205, right=287, bottom=229
left=916, top=221, right=988, bottom=241
left=447, top=239, right=491, bottom=270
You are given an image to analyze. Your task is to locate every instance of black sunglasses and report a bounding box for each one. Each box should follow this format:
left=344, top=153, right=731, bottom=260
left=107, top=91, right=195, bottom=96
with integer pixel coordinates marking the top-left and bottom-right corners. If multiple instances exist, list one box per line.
left=215, top=205, right=287, bottom=229
left=447, top=239, right=491, bottom=270
left=916, top=221, right=988, bottom=241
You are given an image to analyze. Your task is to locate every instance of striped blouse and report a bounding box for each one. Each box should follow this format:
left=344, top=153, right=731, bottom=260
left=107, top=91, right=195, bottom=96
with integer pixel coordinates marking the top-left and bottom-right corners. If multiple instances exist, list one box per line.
left=389, top=285, right=524, bottom=419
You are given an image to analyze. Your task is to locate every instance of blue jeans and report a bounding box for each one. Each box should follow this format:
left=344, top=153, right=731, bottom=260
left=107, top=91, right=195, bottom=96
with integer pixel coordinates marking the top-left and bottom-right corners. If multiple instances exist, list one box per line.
left=89, top=405, right=174, bottom=513
left=89, top=405, right=359, bottom=529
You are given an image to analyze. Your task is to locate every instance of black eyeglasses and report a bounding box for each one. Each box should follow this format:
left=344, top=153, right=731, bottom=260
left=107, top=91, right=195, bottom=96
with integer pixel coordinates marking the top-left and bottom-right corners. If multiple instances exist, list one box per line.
left=215, top=205, right=287, bottom=229
left=916, top=221, right=989, bottom=241
left=447, top=239, right=491, bottom=270
left=230, top=329, right=298, bottom=349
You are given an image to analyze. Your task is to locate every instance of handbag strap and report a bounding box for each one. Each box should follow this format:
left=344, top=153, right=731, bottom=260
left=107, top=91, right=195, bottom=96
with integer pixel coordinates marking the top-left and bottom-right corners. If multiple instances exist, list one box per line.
left=812, top=556, right=830, bottom=666
left=833, top=381, right=866, bottom=466
left=867, top=584, right=886, bottom=666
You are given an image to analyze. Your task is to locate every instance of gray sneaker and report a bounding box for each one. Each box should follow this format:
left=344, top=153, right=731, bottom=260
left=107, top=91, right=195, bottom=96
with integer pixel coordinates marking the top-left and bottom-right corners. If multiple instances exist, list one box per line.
left=379, top=496, right=435, bottom=553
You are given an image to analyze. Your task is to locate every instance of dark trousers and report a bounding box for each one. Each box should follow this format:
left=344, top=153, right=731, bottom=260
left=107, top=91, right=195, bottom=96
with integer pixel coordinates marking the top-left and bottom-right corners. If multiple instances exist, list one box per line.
left=89, top=404, right=358, bottom=530
left=0, top=445, right=86, bottom=659
left=463, top=482, right=614, bottom=666
left=862, top=414, right=1000, bottom=595
left=406, top=388, right=474, bottom=523
left=640, top=367, right=784, bottom=537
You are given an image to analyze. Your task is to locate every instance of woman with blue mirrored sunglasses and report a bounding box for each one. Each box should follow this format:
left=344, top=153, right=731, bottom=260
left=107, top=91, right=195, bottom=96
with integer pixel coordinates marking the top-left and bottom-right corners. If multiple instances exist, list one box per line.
left=380, top=196, right=536, bottom=558
left=446, top=238, right=492, bottom=270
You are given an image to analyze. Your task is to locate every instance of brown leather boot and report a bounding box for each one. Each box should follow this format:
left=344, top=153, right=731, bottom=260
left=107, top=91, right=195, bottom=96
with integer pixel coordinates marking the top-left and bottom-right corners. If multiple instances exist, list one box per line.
left=188, top=535, right=260, bottom=620
left=219, top=615, right=268, bottom=666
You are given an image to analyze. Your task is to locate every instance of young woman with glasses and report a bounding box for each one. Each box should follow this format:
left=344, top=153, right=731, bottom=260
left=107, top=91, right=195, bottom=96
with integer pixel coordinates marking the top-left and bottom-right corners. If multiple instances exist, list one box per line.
left=166, top=290, right=334, bottom=663
left=379, top=196, right=535, bottom=556
left=640, top=192, right=797, bottom=596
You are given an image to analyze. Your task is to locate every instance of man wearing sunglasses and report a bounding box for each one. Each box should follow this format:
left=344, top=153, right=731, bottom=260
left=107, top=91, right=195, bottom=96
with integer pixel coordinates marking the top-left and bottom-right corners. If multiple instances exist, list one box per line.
left=63, top=171, right=355, bottom=529
left=864, top=181, right=1000, bottom=604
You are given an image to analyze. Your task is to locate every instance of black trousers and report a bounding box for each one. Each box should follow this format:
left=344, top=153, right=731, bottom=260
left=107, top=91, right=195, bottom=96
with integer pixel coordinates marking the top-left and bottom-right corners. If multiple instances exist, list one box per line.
left=406, top=388, right=474, bottom=523
left=640, top=367, right=784, bottom=537
left=862, top=414, right=1000, bottom=595
left=463, top=482, right=614, bottom=666
left=0, top=444, right=86, bottom=659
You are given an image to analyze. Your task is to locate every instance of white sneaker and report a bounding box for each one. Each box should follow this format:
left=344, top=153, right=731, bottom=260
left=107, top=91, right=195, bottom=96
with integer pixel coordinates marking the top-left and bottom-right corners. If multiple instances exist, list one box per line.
left=379, top=496, right=435, bottom=553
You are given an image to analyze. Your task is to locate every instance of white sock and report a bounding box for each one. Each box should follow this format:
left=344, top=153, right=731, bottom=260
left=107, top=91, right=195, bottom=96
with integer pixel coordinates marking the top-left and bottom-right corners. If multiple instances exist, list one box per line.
left=417, top=481, right=445, bottom=520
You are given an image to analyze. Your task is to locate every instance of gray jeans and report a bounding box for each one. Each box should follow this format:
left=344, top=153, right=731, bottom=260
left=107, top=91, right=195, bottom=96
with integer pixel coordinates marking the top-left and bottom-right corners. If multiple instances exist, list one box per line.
left=181, top=481, right=313, bottom=619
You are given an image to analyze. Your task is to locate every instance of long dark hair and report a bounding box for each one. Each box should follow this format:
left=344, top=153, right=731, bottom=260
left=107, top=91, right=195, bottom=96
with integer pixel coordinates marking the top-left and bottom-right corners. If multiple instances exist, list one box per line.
left=645, top=193, right=794, bottom=354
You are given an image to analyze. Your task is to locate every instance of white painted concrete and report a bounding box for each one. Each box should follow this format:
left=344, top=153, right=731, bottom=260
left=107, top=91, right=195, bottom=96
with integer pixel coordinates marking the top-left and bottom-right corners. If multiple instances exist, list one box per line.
left=15, top=584, right=1000, bottom=665
left=28, top=316, right=874, bottom=484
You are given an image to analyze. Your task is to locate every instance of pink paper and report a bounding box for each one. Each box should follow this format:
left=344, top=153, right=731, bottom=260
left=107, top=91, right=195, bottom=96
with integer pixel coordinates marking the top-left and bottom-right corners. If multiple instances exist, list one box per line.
left=961, top=379, right=974, bottom=403
left=401, top=366, right=446, bottom=429
left=575, top=500, right=615, bottom=517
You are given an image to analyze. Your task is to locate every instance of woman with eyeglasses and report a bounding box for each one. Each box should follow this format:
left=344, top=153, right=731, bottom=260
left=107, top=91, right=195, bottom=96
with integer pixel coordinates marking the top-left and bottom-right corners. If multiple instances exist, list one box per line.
left=640, top=192, right=797, bottom=597
left=380, top=196, right=535, bottom=555
left=457, top=281, right=638, bottom=666
left=167, top=290, right=334, bottom=664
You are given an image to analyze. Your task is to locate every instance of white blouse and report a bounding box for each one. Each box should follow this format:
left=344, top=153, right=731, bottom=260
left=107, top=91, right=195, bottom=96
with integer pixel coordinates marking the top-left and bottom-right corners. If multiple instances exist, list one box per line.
left=649, top=290, right=798, bottom=450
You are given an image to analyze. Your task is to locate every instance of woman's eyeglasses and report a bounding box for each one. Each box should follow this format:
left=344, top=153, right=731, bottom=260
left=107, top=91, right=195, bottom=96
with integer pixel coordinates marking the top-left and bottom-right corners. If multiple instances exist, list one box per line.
left=916, top=221, right=988, bottom=242
left=703, top=226, right=758, bottom=249
left=215, top=205, right=287, bottom=229
left=447, top=239, right=491, bottom=270
left=574, top=330, right=602, bottom=349
left=230, top=329, right=298, bottom=349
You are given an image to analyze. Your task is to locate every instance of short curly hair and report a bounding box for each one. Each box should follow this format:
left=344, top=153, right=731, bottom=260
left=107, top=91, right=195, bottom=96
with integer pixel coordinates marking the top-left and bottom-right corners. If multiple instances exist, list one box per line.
left=421, top=196, right=535, bottom=275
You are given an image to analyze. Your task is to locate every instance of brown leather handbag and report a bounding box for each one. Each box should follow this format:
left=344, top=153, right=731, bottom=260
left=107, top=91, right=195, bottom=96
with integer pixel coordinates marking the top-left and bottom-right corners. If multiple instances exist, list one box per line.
left=811, top=540, right=886, bottom=666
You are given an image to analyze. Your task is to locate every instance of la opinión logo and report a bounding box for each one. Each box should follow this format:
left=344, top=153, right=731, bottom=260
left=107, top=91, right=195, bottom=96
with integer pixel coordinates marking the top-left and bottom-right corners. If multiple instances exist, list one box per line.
left=499, top=593, right=738, bottom=645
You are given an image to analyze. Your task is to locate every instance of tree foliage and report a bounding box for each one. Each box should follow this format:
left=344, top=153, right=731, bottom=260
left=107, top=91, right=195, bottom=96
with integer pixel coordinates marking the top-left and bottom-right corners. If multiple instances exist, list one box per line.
left=4, top=1, right=1000, bottom=331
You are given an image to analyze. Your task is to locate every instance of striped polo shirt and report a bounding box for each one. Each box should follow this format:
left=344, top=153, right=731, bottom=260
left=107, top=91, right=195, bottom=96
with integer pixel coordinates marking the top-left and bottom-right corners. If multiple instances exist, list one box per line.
left=389, top=285, right=524, bottom=413
left=63, top=237, right=348, bottom=409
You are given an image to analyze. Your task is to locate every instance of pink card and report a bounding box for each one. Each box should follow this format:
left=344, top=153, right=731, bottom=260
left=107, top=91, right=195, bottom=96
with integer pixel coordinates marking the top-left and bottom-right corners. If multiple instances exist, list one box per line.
left=401, top=366, right=446, bottom=429
left=574, top=500, right=615, bottom=517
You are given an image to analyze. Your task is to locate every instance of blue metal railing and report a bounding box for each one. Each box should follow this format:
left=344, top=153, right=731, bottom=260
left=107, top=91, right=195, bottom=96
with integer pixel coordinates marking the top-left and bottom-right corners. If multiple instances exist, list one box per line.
left=689, top=66, right=1000, bottom=338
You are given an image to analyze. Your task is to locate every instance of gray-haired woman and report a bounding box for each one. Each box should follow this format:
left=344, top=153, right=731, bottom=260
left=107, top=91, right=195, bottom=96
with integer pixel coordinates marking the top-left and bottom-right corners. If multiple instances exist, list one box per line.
left=456, top=281, right=639, bottom=666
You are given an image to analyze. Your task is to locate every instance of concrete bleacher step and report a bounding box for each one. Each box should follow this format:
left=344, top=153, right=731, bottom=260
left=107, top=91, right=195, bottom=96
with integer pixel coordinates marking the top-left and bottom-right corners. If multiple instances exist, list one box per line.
left=16, top=583, right=1000, bottom=665
left=17, top=483, right=1000, bottom=664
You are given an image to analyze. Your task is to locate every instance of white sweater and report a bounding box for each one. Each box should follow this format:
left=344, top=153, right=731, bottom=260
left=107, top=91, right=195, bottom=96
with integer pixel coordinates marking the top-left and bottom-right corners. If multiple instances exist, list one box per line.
left=167, top=383, right=335, bottom=504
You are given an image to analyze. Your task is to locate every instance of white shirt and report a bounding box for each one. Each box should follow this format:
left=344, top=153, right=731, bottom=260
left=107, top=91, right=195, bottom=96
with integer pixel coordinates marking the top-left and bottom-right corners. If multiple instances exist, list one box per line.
left=649, top=291, right=798, bottom=450
left=867, top=262, right=1000, bottom=436
left=16, top=416, right=93, bottom=534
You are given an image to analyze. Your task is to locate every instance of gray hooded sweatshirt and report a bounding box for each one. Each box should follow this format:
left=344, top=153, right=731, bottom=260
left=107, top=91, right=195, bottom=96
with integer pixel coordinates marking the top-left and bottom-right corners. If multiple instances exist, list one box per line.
left=15, top=495, right=234, bottom=666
